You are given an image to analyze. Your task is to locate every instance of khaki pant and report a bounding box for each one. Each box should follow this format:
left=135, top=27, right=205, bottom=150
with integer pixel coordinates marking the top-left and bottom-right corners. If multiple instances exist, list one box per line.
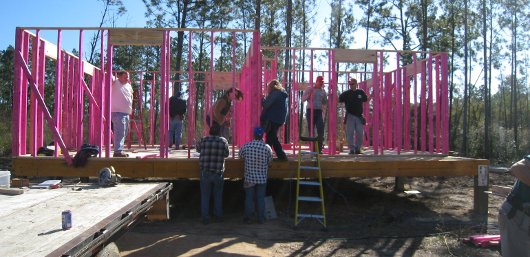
left=499, top=201, right=530, bottom=257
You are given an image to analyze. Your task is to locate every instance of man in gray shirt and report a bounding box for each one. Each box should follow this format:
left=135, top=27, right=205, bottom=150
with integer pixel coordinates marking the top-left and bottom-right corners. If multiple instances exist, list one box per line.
left=301, top=75, right=327, bottom=153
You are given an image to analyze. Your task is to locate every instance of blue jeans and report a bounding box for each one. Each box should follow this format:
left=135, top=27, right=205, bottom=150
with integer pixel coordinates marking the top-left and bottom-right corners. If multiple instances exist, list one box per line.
left=200, top=171, right=224, bottom=220
left=346, top=113, right=364, bottom=152
left=169, top=117, right=183, bottom=149
left=244, top=183, right=267, bottom=222
left=111, top=112, right=130, bottom=154
left=306, top=109, right=324, bottom=152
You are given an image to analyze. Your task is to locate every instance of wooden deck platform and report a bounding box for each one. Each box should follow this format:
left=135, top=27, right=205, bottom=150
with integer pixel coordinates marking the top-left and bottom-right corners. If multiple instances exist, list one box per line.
left=12, top=147, right=489, bottom=179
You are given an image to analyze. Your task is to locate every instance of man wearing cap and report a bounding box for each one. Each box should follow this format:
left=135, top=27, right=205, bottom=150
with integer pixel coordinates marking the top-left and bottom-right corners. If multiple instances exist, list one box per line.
left=239, top=127, right=273, bottom=224
left=301, top=76, right=328, bottom=153
left=339, top=78, right=370, bottom=154
left=169, top=91, right=187, bottom=150
left=498, top=155, right=530, bottom=257
left=197, top=125, right=230, bottom=225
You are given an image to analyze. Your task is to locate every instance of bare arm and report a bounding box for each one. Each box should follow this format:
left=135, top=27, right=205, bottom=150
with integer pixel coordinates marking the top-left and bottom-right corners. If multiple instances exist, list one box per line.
left=510, top=159, right=530, bottom=186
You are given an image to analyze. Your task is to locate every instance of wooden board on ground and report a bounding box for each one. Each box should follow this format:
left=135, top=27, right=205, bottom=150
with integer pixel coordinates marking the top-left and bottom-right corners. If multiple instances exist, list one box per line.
left=0, top=187, right=26, bottom=195
left=0, top=182, right=171, bottom=257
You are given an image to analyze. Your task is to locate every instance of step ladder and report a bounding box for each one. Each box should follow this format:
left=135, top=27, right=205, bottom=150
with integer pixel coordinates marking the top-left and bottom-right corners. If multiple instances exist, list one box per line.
left=294, top=136, right=326, bottom=228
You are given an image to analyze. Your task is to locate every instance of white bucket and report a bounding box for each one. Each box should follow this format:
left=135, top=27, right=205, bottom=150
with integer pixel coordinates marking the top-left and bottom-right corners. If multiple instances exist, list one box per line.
left=0, top=170, right=10, bottom=188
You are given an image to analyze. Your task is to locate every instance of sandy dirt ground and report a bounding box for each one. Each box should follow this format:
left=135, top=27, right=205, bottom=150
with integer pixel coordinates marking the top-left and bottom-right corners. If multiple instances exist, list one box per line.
left=116, top=173, right=513, bottom=257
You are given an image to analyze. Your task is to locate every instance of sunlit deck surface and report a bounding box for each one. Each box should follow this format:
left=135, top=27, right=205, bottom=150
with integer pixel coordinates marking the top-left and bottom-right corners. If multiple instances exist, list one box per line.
left=12, top=145, right=489, bottom=179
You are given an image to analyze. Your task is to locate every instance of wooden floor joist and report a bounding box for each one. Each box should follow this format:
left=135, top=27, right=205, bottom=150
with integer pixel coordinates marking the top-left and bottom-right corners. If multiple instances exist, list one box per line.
left=11, top=148, right=489, bottom=179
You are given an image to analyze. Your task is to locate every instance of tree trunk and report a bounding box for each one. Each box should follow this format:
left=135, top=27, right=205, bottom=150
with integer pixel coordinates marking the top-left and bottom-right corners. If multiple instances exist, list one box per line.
left=284, top=0, right=293, bottom=142
left=462, top=0, right=469, bottom=155
left=449, top=0, right=456, bottom=150
left=482, top=0, right=490, bottom=159
left=363, top=0, right=372, bottom=81
left=254, top=0, right=261, bottom=31
left=195, top=32, right=206, bottom=134
left=512, top=8, right=520, bottom=150
left=487, top=0, right=493, bottom=159
left=421, top=0, right=428, bottom=52
left=173, top=0, right=189, bottom=95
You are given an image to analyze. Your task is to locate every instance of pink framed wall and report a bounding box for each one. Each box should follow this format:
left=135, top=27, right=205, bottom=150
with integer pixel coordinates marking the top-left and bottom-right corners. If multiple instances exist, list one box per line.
left=12, top=27, right=450, bottom=163
left=12, top=27, right=260, bottom=161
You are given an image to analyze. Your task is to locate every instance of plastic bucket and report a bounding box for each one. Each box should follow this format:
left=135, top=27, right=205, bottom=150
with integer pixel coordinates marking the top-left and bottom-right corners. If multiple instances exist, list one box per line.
left=0, top=170, right=10, bottom=188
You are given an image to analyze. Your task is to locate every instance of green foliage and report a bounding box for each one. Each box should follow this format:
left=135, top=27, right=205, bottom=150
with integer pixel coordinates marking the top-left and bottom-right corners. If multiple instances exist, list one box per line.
left=0, top=110, right=11, bottom=156
left=0, top=46, right=14, bottom=110
left=326, top=0, right=356, bottom=49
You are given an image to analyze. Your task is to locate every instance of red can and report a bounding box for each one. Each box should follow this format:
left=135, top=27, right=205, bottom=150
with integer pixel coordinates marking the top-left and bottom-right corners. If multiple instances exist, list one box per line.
left=62, top=210, right=72, bottom=230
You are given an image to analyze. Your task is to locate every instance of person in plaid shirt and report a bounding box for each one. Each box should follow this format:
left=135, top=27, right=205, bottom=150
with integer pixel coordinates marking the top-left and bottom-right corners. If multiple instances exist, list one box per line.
left=239, top=127, right=273, bottom=224
left=197, top=125, right=230, bottom=224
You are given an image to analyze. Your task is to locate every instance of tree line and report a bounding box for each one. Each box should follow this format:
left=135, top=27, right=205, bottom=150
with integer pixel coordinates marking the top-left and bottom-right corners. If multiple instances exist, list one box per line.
left=0, top=0, right=528, bottom=163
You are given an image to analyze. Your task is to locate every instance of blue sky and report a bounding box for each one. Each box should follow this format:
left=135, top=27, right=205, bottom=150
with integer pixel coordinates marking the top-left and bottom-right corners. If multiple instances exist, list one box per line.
left=1, top=1, right=334, bottom=51
left=1, top=0, right=147, bottom=50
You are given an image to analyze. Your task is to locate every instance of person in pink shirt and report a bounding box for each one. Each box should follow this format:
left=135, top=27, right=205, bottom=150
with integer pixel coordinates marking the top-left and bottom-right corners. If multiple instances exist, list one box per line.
left=111, top=71, right=133, bottom=157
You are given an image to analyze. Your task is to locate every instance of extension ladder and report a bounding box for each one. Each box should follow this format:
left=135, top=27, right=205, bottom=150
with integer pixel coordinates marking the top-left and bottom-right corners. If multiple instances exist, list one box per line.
left=294, top=136, right=326, bottom=228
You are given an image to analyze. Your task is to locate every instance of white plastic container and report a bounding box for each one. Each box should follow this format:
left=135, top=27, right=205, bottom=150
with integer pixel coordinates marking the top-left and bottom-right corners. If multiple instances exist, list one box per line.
left=0, top=170, right=10, bottom=188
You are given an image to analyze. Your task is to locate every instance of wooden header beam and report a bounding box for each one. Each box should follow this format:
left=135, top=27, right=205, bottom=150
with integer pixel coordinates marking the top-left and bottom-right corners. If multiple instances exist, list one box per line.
left=333, top=49, right=378, bottom=63
left=109, top=29, right=164, bottom=46
left=204, top=71, right=241, bottom=90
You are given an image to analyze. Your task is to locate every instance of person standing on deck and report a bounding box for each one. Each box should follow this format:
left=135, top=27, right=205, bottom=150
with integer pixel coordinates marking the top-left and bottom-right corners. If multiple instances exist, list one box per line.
left=111, top=71, right=133, bottom=157
left=301, top=75, right=327, bottom=153
left=208, top=88, right=244, bottom=140
left=196, top=125, right=230, bottom=225
left=339, top=78, right=370, bottom=155
left=261, top=79, right=288, bottom=161
left=169, top=91, right=187, bottom=150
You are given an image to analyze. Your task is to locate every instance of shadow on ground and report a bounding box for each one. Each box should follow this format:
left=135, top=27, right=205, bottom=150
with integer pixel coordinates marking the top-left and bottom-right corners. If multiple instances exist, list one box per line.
left=117, top=177, right=504, bottom=257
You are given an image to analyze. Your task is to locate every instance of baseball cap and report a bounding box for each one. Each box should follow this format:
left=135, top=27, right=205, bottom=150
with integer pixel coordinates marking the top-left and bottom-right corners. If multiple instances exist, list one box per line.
left=253, top=127, right=264, bottom=136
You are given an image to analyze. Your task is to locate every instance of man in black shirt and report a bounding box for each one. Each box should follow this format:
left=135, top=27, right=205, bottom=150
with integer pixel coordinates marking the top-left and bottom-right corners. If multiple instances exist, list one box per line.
left=169, top=91, right=187, bottom=150
left=339, top=78, right=370, bottom=154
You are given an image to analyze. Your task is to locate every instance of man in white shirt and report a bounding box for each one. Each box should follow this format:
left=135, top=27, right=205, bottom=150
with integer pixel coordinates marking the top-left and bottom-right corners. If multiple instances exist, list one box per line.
left=111, top=71, right=133, bottom=157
